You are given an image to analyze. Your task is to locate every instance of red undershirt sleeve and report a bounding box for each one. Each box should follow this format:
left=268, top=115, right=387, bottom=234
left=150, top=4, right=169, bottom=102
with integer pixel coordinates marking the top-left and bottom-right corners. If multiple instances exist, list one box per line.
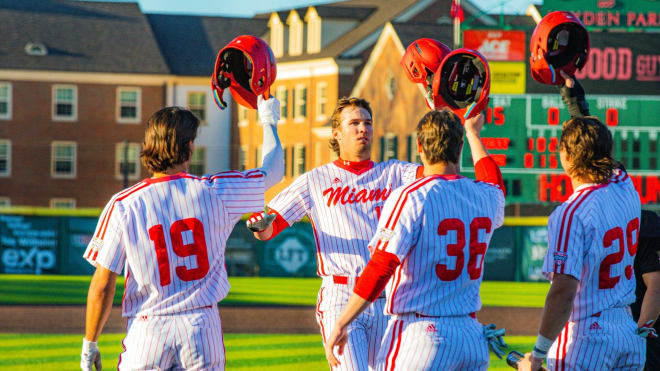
left=263, top=210, right=290, bottom=241
left=474, top=156, right=505, bottom=195
left=354, top=250, right=401, bottom=302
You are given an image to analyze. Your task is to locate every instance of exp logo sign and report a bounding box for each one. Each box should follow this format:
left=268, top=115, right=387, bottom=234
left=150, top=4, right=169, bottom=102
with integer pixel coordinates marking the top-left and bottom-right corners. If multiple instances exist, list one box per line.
left=463, top=30, right=526, bottom=61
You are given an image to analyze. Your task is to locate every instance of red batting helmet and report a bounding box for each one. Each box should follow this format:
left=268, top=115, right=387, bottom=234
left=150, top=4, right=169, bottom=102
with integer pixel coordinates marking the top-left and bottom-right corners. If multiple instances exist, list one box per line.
left=431, top=48, right=490, bottom=120
left=400, top=38, right=452, bottom=84
left=211, top=35, right=277, bottom=110
left=530, top=11, right=590, bottom=85
left=401, top=38, right=452, bottom=109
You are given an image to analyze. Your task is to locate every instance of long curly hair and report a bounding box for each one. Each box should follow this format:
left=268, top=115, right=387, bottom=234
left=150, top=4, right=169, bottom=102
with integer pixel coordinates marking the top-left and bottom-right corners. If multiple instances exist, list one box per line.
left=560, top=116, right=617, bottom=184
left=140, top=107, right=199, bottom=173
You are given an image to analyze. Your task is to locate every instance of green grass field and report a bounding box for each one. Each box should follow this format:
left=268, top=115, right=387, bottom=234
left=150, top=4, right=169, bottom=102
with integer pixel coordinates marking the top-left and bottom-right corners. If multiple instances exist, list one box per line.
left=0, top=274, right=549, bottom=307
left=0, top=333, right=535, bottom=370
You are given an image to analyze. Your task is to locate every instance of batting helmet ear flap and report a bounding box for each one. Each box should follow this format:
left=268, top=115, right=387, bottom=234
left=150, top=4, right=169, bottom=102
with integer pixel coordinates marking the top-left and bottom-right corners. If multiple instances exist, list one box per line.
left=431, top=48, right=490, bottom=121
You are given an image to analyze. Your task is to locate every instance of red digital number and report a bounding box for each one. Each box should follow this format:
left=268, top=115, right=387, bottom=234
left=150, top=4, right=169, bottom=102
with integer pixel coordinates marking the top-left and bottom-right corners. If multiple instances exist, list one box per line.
left=549, top=153, right=558, bottom=169
left=493, top=106, right=505, bottom=125
left=540, top=154, right=547, bottom=168
left=598, top=218, right=639, bottom=289
left=524, top=153, right=534, bottom=168
left=536, top=137, right=546, bottom=152
left=527, top=138, right=534, bottom=152
left=548, top=107, right=560, bottom=125
left=149, top=218, right=210, bottom=286
left=436, top=217, right=492, bottom=281
left=549, top=137, right=559, bottom=152
left=606, top=108, right=619, bottom=126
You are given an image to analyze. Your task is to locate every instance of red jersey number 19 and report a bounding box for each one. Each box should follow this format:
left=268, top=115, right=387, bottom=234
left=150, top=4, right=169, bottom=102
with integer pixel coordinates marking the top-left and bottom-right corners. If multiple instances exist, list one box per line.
left=148, top=218, right=210, bottom=286
left=436, top=217, right=492, bottom=281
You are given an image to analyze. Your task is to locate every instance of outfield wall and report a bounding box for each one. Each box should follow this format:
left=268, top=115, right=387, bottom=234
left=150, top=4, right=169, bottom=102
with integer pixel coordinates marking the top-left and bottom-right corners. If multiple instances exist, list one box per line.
left=0, top=209, right=550, bottom=281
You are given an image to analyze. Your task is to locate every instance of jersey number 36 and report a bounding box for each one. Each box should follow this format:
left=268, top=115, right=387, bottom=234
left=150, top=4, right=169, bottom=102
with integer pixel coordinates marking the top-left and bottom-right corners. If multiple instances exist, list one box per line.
left=436, top=217, right=492, bottom=281
left=149, top=218, right=210, bottom=286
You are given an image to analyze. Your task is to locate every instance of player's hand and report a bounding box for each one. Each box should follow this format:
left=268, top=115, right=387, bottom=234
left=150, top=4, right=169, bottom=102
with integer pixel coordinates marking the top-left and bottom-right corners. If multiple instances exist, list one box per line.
left=246, top=211, right=276, bottom=232
left=464, top=112, right=485, bottom=136
left=560, top=70, right=575, bottom=88
left=257, top=95, right=280, bottom=126
left=517, top=352, right=544, bottom=371
left=637, top=320, right=658, bottom=338
left=483, top=323, right=507, bottom=359
left=324, top=325, right=349, bottom=367
left=81, top=338, right=102, bottom=371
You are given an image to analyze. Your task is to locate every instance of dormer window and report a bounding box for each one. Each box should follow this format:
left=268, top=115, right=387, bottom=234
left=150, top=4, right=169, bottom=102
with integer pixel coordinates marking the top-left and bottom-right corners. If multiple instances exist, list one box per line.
left=25, top=42, right=48, bottom=56
left=287, top=10, right=303, bottom=56
left=268, top=13, right=284, bottom=57
left=305, top=7, right=321, bottom=54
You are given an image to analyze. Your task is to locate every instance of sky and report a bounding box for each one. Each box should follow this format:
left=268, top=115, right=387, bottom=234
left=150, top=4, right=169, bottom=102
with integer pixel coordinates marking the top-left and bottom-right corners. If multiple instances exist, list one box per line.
left=102, top=0, right=544, bottom=17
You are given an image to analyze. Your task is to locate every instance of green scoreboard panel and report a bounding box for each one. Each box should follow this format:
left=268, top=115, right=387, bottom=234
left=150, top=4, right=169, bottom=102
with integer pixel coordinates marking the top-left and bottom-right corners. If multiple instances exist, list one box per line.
left=461, top=94, right=660, bottom=205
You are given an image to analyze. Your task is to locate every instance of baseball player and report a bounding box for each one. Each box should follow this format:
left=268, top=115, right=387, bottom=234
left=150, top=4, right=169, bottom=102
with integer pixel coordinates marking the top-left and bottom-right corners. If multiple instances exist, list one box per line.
left=518, top=73, right=645, bottom=371
left=632, top=210, right=660, bottom=370
left=323, top=109, right=505, bottom=370
left=80, top=97, right=283, bottom=371
left=247, top=97, right=422, bottom=370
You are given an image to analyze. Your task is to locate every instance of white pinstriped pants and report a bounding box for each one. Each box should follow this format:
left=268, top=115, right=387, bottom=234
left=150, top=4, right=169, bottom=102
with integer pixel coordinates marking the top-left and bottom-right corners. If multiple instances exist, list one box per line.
left=316, top=278, right=389, bottom=371
left=375, top=313, right=488, bottom=371
left=547, top=307, right=645, bottom=371
left=118, top=306, right=225, bottom=370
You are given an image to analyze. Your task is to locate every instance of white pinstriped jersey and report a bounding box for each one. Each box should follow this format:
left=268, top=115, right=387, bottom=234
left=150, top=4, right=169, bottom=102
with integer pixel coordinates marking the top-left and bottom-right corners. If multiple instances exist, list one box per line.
left=268, top=159, right=419, bottom=276
left=542, top=168, right=641, bottom=321
left=369, top=175, right=505, bottom=317
left=84, top=170, right=265, bottom=317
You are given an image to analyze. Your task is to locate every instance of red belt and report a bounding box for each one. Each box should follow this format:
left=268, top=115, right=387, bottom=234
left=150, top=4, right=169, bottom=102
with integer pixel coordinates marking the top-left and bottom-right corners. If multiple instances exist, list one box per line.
left=333, top=275, right=359, bottom=285
left=415, top=312, right=476, bottom=319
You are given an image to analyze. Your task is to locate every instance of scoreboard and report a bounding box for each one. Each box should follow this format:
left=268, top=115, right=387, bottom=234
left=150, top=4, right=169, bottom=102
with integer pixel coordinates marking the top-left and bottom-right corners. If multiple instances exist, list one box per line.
left=462, top=94, right=660, bottom=205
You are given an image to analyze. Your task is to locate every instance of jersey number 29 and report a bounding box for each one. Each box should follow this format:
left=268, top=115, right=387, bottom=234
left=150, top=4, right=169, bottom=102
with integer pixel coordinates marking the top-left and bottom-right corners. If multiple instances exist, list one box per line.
left=599, top=217, right=639, bottom=289
left=436, top=217, right=492, bottom=281
left=149, top=218, right=210, bottom=286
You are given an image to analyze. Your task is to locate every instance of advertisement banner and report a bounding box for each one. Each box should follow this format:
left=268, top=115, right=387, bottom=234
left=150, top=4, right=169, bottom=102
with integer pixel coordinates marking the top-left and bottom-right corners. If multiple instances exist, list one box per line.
left=526, top=32, right=660, bottom=94
left=542, top=0, right=660, bottom=30
left=0, top=215, right=59, bottom=274
left=483, top=226, right=516, bottom=281
left=258, top=223, right=317, bottom=277
left=62, top=217, right=98, bottom=275
left=463, top=30, right=526, bottom=61
left=490, top=62, right=526, bottom=94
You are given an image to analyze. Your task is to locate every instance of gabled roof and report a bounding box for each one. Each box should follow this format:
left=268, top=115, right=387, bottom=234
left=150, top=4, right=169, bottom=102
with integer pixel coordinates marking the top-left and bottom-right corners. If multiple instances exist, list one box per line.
left=391, top=22, right=454, bottom=51
left=254, top=2, right=377, bottom=21
left=147, top=14, right=268, bottom=76
left=0, top=0, right=169, bottom=74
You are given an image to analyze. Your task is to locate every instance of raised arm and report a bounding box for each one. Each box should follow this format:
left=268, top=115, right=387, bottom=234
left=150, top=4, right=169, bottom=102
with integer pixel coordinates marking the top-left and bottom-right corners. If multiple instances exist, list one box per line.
left=464, top=112, right=505, bottom=192
left=257, top=96, right=284, bottom=190
left=558, top=70, right=590, bottom=118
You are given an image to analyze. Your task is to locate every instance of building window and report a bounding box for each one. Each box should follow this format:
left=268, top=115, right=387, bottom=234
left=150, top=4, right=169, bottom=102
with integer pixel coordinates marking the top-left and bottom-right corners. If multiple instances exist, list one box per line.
left=115, top=142, right=140, bottom=180
left=51, top=141, right=76, bottom=178
left=0, top=197, right=9, bottom=208
left=255, top=145, right=262, bottom=168
left=117, top=87, right=141, bottom=123
left=239, top=146, right=248, bottom=171
left=0, top=140, right=10, bottom=176
left=276, top=86, right=288, bottom=121
left=187, top=92, right=206, bottom=123
left=52, top=85, right=77, bottom=121
left=238, top=105, right=249, bottom=127
left=0, top=83, right=11, bottom=120
left=407, top=133, right=421, bottom=164
left=50, top=198, right=76, bottom=209
left=385, top=72, right=396, bottom=101
left=381, top=134, right=398, bottom=161
left=190, top=147, right=206, bottom=176
left=293, top=85, right=307, bottom=120
left=293, top=143, right=306, bottom=177
left=316, top=82, right=327, bottom=121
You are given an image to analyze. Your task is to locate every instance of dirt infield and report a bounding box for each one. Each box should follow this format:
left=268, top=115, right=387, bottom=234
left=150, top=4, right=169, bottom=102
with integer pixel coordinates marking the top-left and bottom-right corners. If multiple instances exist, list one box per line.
left=0, top=305, right=542, bottom=335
